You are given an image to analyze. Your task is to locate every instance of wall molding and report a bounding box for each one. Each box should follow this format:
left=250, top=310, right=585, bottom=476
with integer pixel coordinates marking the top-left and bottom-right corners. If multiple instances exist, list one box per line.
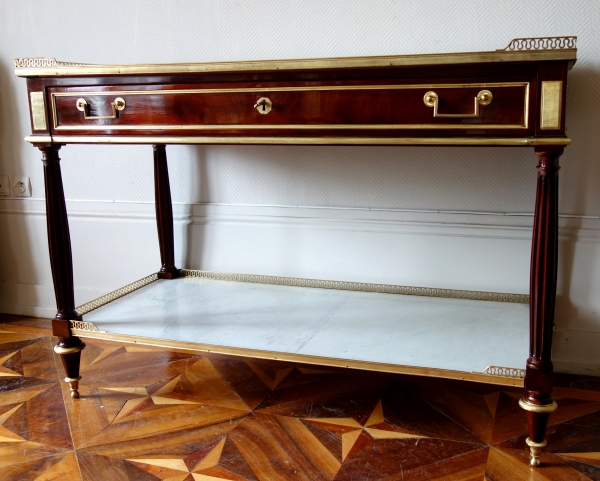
left=1, top=197, right=599, bottom=376
left=1, top=198, right=600, bottom=243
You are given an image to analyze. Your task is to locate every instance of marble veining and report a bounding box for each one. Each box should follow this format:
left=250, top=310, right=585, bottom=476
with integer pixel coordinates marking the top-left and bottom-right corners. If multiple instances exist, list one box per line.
left=84, top=277, right=529, bottom=373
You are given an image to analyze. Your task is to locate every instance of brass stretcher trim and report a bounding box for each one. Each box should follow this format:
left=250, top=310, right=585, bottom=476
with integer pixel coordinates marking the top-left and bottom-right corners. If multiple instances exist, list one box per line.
left=67, top=329, right=526, bottom=387
left=51, top=82, right=529, bottom=131
left=180, top=269, right=530, bottom=303
left=73, top=269, right=529, bottom=320
left=481, top=365, right=526, bottom=378
left=75, top=273, right=159, bottom=316
left=27, top=136, right=572, bottom=146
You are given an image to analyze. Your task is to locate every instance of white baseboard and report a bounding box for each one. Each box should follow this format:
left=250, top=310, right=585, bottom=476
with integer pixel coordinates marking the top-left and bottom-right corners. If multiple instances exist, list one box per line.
left=1, top=198, right=599, bottom=375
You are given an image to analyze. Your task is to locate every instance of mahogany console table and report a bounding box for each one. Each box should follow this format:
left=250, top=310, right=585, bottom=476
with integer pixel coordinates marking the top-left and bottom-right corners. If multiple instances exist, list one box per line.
left=15, top=36, right=577, bottom=466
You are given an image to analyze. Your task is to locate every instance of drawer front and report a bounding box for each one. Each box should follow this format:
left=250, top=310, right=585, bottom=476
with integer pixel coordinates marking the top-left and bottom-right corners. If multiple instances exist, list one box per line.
left=51, top=82, right=529, bottom=132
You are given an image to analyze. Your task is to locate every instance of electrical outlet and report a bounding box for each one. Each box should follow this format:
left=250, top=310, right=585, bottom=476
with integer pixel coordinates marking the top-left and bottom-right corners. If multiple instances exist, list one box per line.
left=0, top=175, right=9, bottom=195
left=12, top=177, right=31, bottom=197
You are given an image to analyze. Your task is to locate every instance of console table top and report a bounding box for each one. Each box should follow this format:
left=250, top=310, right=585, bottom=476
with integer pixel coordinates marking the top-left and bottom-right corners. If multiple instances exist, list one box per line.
left=14, top=37, right=577, bottom=77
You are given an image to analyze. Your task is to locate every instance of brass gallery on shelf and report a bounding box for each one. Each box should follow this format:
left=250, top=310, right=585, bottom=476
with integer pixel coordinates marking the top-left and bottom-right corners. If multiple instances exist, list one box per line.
left=15, top=36, right=576, bottom=467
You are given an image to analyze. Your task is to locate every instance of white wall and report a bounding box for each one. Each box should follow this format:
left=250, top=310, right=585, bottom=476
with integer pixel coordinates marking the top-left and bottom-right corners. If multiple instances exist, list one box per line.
left=1, top=0, right=599, bottom=374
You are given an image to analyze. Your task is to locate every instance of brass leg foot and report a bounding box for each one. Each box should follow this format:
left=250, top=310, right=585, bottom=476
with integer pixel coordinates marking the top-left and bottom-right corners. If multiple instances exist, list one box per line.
left=65, top=376, right=82, bottom=399
left=526, top=437, right=547, bottom=467
left=54, top=338, right=85, bottom=400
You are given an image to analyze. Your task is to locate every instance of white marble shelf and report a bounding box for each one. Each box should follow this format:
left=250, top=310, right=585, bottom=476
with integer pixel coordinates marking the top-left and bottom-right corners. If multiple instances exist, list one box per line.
left=82, top=276, right=529, bottom=379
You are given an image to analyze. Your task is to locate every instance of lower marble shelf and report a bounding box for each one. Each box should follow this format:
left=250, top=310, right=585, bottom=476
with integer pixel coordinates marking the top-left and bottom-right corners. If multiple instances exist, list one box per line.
left=74, top=272, right=529, bottom=386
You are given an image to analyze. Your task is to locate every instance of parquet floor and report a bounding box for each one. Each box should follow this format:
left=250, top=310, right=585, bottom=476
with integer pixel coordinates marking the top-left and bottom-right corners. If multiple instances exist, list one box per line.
left=0, top=315, right=599, bottom=480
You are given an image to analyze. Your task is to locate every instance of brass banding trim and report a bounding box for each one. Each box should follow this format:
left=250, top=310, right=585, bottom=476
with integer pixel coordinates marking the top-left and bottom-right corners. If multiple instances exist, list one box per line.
left=53, top=124, right=528, bottom=131
left=65, top=376, right=82, bottom=382
left=525, top=438, right=547, bottom=448
left=14, top=49, right=577, bottom=77
left=29, top=136, right=571, bottom=146
left=519, top=398, right=558, bottom=413
left=69, top=329, right=525, bottom=387
left=51, top=83, right=529, bottom=131
left=54, top=344, right=85, bottom=355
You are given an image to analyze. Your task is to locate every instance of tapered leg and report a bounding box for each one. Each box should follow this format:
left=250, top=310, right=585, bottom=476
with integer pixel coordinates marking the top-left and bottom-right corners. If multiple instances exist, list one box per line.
left=55, top=337, right=85, bottom=398
left=520, top=146, right=563, bottom=466
left=39, top=144, right=85, bottom=399
left=153, top=145, right=179, bottom=279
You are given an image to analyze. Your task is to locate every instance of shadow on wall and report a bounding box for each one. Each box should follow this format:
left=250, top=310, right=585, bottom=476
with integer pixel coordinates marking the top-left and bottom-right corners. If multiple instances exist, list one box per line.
left=0, top=60, right=44, bottom=306
left=554, top=64, right=600, bottom=331
left=182, top=145, right=208, bottom=270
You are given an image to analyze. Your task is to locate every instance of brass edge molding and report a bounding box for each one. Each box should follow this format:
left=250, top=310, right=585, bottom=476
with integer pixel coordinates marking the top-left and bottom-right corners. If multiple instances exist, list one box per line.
left=75, top=273, right=159, bottom=316
left=481, top=365, right=525, bottom=378
left=518, top=398, right=559, bottom=413
left=51, top=83, right=529, bottom=131
left=39, top=136, right=572, bottom=146
left=25, top=135, right=52, bottom=143
left=68, top=329, right=525, bottom=387
left=14, top=49, right=576, bottom=77
left=180, top=269, right=529, bottom=303
left=53, top=124, right=529, bottom=131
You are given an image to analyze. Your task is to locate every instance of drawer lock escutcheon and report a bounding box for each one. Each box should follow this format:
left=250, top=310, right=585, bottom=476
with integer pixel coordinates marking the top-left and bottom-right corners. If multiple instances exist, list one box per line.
left=254, top=97, right=272, bottom=114
left=76, top=97, right=126, bottom=120
left=423, top=90, right=493, bottom=118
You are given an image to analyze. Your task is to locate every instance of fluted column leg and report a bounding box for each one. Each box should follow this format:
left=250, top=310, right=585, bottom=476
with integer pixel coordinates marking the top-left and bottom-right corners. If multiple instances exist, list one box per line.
left=39, top=144, right=85, bottom=399
left=520, top=146, right=563, bottom=466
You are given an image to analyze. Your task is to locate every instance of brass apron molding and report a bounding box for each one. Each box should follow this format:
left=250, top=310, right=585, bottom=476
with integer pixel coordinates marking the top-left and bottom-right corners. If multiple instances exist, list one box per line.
left=27, top=135, right=572, bottom=146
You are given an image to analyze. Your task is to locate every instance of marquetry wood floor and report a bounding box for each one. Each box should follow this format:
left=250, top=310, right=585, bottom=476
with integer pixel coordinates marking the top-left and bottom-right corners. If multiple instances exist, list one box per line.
left=0, top=315, right=599, bottom=480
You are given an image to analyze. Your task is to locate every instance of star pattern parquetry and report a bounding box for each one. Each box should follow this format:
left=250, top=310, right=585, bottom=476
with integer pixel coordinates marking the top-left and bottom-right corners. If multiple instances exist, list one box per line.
left=1, top=317, right=600, bottom=480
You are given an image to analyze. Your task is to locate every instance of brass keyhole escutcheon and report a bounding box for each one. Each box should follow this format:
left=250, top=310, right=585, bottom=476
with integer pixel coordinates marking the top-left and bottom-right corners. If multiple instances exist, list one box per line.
left=254, top=97, right=272, bottom=114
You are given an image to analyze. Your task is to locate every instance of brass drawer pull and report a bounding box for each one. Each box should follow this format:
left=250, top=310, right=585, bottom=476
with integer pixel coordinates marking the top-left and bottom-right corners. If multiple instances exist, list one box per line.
left=76, top=97, right=125, bottom=120
left=423, top=90, right=492, bottom=118
left=254, top=97, right=272, bottom=114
